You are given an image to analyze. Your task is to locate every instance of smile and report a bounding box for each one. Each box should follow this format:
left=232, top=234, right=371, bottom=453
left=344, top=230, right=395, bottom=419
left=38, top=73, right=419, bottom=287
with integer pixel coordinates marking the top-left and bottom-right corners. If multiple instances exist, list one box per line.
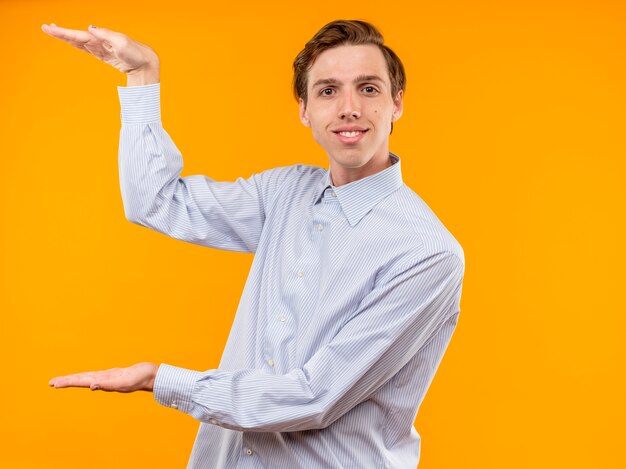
left=332, top=128, right=368, bottom=144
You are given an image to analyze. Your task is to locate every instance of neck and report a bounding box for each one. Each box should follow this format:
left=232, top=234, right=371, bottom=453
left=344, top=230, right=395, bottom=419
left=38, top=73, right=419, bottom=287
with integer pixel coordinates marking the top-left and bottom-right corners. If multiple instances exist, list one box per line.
left=330, top=153, right=392, bottom=186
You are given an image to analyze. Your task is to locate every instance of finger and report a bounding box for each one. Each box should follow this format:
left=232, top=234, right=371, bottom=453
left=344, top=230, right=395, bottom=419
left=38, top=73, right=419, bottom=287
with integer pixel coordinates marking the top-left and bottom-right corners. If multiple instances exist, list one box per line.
left=41, top=24, right=104, bottom=56
left=49, top=374, right=76, bottom=386
left=86, top=25, right=127, bottom=50
left=49, top=370, right=102, bottom=386
left=51, top=373, right=97, bottom=389
left=43, top=24, right=94, bottom=44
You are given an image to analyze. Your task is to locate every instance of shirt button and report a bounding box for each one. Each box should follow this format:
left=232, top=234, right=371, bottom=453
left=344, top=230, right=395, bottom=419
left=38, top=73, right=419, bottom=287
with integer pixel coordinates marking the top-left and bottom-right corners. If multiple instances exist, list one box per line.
left=209, top=418, right=217, bottom=425
left=245, top=448, right=253, bottom=456
left=267, top=358, right=275, bottom=366
left=171, top=401, right=178, bottom=409
left=297, top=271, right=304, bottom=278
left=316, top=224, right=324, bottom=232
left=278, top=314, right=286, bottom=322
left=330, top=190, right=336, bottom=197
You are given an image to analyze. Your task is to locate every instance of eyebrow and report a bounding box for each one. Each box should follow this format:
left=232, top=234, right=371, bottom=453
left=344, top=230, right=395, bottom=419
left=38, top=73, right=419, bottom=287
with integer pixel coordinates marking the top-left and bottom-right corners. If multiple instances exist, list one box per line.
left=311, top=75, right=386, bottom=89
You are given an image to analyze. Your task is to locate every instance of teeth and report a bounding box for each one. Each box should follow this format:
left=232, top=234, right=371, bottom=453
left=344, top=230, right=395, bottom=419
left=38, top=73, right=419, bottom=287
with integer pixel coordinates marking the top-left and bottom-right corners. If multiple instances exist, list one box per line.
left=339, top=131, right=362, bottom=137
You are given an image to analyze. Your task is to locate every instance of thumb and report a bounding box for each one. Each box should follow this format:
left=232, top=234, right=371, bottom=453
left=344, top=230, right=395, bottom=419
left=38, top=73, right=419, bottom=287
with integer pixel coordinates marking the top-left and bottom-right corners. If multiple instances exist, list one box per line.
left=87, top=25, right=122, bottom=47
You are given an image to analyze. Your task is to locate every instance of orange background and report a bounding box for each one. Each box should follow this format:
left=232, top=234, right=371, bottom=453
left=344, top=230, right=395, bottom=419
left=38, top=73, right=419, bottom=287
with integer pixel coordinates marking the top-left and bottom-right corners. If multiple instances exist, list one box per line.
left=1, top=0, right=625, bottom=467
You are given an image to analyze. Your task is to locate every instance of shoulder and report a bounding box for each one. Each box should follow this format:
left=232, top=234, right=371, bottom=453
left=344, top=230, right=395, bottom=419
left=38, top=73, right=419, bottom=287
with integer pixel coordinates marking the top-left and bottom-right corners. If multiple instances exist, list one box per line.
left=390, top=184, right=465, bottom=267
left=257, top=163, right=325, bottom=187
left=252, top=163, right=325, bottom=202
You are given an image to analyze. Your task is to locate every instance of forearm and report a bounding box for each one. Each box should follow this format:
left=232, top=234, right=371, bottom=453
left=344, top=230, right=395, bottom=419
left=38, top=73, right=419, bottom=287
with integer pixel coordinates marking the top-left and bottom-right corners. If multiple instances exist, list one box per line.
left=154, top=252, right=465, bottom=433
left=117, top=82, right=182, bottom=231
left=116, top=83, right=267, bottom=250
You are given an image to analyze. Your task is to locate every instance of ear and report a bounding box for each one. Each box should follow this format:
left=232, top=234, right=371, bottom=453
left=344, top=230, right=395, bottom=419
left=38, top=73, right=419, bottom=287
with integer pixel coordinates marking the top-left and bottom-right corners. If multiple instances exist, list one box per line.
left=299, top=98, right=311, bottom=127
left=391, top=89, right=404, bottom=122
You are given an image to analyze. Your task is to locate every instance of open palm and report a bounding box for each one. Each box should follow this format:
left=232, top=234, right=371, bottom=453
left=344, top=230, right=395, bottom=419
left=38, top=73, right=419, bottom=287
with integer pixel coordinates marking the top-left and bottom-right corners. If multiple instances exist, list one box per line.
left=41, top=23, right=158, bottom=75
left=49, top=362, right=158, bottom=393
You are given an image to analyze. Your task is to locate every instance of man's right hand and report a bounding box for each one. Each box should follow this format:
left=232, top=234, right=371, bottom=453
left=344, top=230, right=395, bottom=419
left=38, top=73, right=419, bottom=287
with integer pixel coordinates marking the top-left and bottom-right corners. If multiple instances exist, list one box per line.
left=41, top=24, right=160, bottom=85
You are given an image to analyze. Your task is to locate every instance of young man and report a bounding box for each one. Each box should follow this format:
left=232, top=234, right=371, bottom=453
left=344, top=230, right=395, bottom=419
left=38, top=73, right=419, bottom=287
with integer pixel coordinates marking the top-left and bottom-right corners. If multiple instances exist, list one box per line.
left=43, top=20, right=465, bottom=468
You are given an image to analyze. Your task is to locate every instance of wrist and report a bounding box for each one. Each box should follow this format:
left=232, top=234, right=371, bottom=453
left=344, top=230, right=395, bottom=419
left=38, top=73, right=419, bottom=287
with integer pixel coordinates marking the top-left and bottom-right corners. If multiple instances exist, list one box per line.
left=126, top=62, right=160, bottom=86
left=146, top=363, right=159, bottom=392
left=134, top=362, right=159, bottom=392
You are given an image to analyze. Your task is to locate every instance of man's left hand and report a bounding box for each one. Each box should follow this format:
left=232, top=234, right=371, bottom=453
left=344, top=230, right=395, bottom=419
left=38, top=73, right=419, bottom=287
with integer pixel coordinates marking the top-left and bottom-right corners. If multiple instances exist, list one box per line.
left=49, top=362, right=158, bottom=392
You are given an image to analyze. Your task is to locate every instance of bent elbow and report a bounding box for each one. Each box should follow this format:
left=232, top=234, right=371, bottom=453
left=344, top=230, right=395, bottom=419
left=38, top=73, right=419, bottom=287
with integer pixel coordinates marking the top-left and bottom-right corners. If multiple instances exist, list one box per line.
left=122, top=202, right=157, bottom=230
left=123, top=205, right=145, bottom=226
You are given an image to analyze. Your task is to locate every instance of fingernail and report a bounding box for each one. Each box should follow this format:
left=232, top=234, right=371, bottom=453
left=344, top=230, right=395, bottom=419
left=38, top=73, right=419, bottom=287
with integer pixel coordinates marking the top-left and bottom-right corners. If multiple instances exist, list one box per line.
left=91, top=385, right=100, bottom=391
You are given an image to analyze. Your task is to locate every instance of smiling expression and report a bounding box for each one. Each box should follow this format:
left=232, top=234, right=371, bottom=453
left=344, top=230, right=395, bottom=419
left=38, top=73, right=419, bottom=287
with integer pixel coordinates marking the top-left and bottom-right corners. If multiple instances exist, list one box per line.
left=299, top=44, right=403, bottom=186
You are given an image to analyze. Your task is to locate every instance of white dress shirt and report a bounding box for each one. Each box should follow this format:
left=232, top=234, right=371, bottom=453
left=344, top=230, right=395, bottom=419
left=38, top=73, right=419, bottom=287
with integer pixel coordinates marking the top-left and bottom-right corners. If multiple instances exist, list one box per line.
left=117, top=82, right=465, bottom=468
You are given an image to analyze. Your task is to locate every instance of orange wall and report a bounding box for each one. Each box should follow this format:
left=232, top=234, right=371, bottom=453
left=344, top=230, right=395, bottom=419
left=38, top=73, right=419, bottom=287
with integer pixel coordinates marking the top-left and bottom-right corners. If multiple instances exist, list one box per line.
left=1, top=0, right=625, bottom=467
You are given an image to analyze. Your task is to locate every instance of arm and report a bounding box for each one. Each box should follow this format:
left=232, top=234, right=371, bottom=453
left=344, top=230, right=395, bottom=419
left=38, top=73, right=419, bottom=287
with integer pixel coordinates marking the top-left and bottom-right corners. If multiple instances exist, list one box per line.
left=117, top=83, right=278, bottom=252
left=41, top=23, right=273, bottom=252
left=49, top=252, right=464, bottom=430
left=153, top=250, right=465, bottom=432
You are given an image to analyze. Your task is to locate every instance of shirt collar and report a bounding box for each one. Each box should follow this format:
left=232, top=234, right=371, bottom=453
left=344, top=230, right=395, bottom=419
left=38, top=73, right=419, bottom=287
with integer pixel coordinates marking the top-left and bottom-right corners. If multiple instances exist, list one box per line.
left=312, top=152, right=404, bottom=227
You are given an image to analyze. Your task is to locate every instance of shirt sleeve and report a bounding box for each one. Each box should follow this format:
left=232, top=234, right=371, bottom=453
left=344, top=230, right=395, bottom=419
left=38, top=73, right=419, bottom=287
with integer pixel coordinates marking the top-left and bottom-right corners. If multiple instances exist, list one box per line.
left=117, top=83, right=291, bottom=253
left=153, top=250, right=465, bottom=432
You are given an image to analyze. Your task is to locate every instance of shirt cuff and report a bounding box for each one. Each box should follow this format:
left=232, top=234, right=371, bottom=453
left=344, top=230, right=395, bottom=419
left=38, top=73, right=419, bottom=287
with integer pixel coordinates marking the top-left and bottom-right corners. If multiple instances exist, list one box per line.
left=117, top=82, right=161, bottom=124
left=153, top=363, right=203, bottom=414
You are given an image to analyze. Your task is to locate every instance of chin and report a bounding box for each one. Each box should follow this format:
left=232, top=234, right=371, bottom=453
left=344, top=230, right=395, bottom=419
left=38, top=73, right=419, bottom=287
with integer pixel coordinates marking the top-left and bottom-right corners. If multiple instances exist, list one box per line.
left=344, top=154, right=375, bottom=168
left=330, top=155, right=365, bottom=168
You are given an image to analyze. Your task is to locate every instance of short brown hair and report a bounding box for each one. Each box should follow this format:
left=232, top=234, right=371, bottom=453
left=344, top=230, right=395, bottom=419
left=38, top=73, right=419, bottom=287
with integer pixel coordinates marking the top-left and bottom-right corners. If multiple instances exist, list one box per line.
left=293, top=20, right=406, bottom=104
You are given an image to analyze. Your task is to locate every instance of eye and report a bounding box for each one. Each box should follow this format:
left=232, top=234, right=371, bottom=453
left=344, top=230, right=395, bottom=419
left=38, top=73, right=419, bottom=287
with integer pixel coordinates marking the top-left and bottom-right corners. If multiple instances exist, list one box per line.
left=320, top=88, right=335, bottom=96
left=362, top=85, right=379, bottom=94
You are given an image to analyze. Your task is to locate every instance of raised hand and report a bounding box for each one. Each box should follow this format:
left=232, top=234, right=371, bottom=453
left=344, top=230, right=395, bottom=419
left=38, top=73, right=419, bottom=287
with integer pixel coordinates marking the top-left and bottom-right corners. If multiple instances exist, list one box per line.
left=41, top=23, right=159, bottom=82
left=49, top=362, right=158, bottom=393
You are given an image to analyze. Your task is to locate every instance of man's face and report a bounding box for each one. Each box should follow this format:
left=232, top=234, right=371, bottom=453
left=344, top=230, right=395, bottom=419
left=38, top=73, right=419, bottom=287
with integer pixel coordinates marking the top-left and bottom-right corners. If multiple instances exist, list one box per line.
left=299, top=44, right=403, bottom=185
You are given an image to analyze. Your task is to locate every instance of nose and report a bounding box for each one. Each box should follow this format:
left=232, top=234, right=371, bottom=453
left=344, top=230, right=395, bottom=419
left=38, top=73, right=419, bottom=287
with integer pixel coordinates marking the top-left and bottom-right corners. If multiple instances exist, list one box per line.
left=338, top=91, right=361, bottom=120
